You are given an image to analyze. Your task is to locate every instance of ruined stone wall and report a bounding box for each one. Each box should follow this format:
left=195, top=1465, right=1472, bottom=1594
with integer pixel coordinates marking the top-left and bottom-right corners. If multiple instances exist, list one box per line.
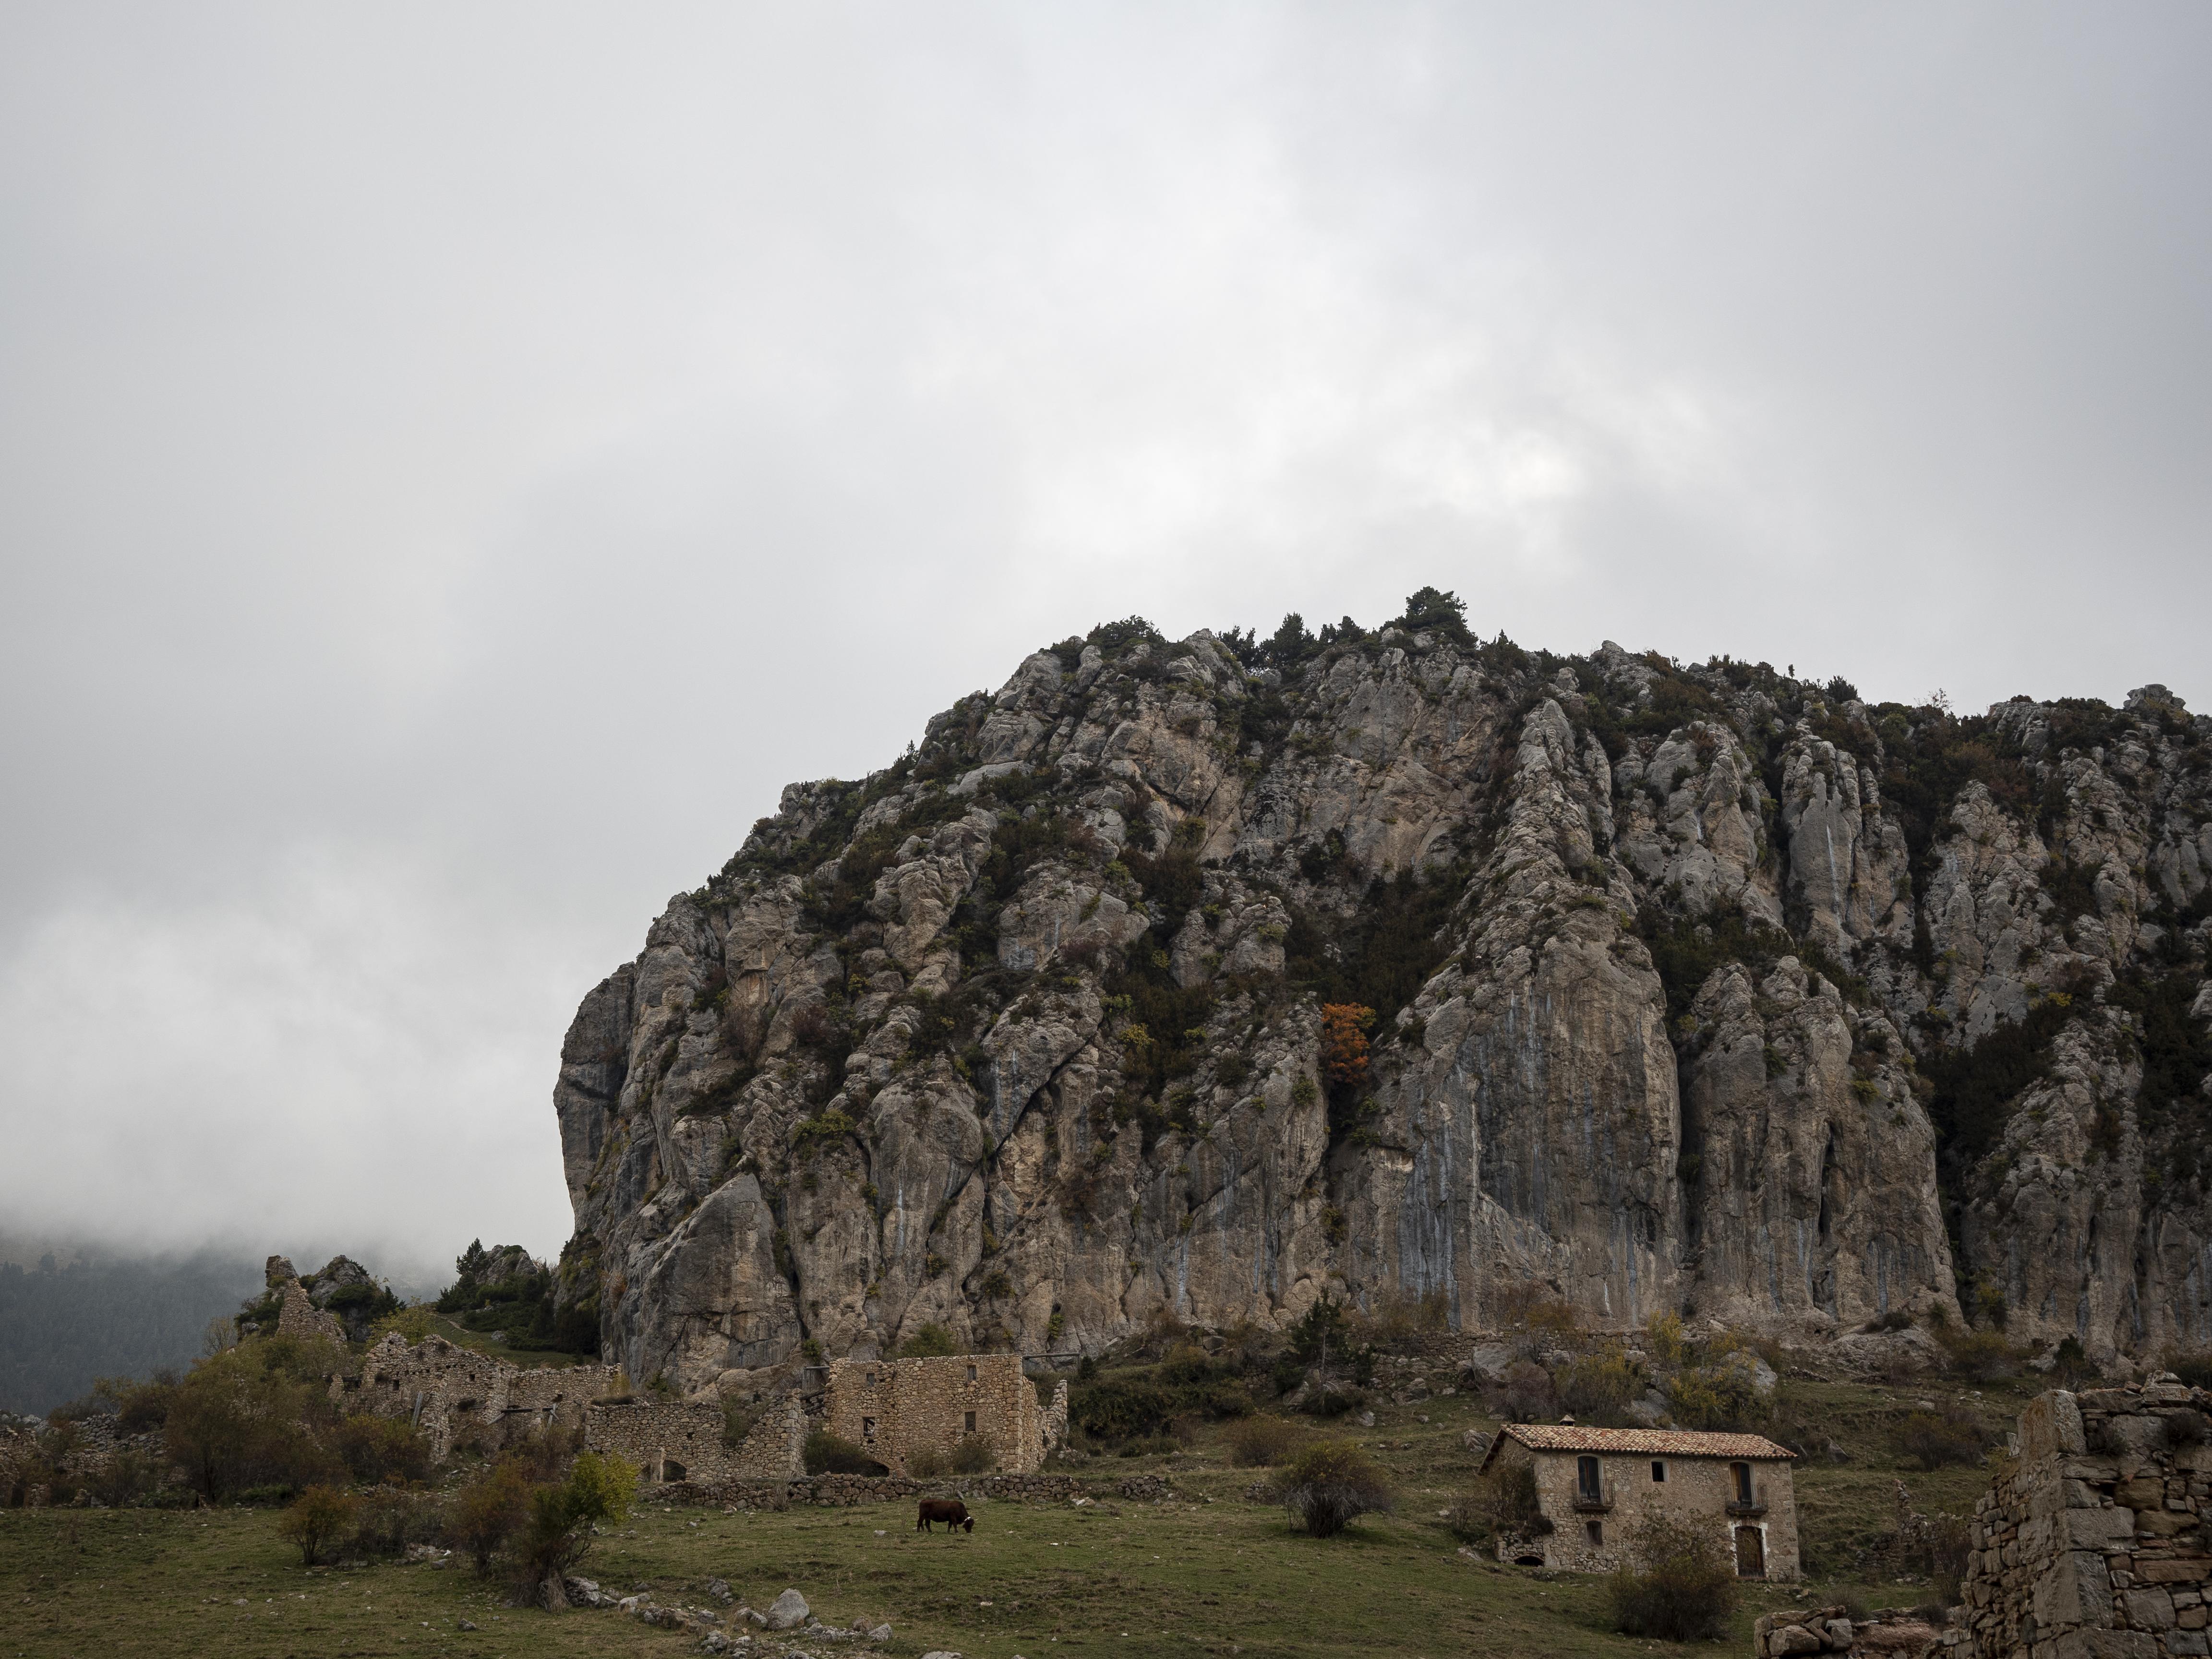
left=657, top=1470, right=1174, bottom=1508
left=823, top=1354, right=1054, bottom=1476
left=340, top=1334, right=624, bottom=1459
left=1752, top=1605, right=1943, bottom=1657
left=1955, top=1382, right=2212, bottom=1659
left=1488, top=1437, right=1799, bottom=1580
left=276, top=1282, right=345, bottom=1344
left=581, top=1396, right=805, bottom=1483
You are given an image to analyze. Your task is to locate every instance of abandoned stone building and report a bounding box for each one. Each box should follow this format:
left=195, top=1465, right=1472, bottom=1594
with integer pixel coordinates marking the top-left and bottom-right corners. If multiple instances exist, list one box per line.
left=822, top=1354, right=1067, bottom=1477
left=1479, top=1422, right=1800, bottom=1580
left=582, top=1395, right=806, bottom=1485
left=1952, top=1380, right=2212, bottom=1659
left=342, top=1334, right=627, bottom=1460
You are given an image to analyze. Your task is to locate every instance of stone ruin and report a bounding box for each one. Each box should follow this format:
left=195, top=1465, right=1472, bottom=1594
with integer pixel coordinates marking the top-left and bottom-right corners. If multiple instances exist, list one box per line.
left=1946, top=1379, right=2212, bottom=1659
left=822, top=1353, right=1067, bottom=1477
left=1753, top=1606, right=1946, bottom=1656
left=583, top=1395, right=806, bottom=1484
left=341, top=1333, right=626, bottom=1460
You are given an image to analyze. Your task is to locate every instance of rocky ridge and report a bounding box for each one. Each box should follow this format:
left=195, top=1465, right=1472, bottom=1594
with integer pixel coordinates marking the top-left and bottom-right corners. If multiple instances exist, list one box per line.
left=547, top=600, right=2212, bottom=1399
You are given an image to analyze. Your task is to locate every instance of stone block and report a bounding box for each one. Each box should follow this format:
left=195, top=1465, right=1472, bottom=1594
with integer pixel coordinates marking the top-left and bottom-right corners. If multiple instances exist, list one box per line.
left=2139, top=1510, right=2202, bottom=1539
left=2067, top=1509, right=2143, bottom=1549
left=2173, top=1633, right=2212, bottom=1658
left=2121, top=1588, right=2176, bottom=1630
left=2137, top=1560, right=2212, bottom=1585
left=2028, top=1394, right=2092, bottom=1461
left=2040, top=1551, right=2118, bottom=1628
left=2047, top=1631, right=2158, bottom=1659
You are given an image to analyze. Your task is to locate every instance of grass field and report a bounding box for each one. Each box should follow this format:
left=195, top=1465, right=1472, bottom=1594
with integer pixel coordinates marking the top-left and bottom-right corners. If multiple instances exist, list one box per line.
left=0, top=1366, right=2039, bottom=1658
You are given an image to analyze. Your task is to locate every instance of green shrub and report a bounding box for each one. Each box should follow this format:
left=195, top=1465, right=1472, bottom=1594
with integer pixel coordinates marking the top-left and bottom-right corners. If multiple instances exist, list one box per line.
left=1274, top=1440, right=1393, bottom=1538
left=1557, top=1347, right=1643, bottom=1427
left=1491, top=1360, right=1558, bottom=1424
left=1446, top=1462, right=1551, bottom=1546
left=334, top=1413, right=431, bottom=1484
left=2165, top=1350, right=2212, bottom=1391
left=1608, top=1515, right=1739, bottom=1641
left=1666, top=1354, right=1770, bottom=1432
left=445, top=1457, right=533, bottom=1575
left=905, top=1445, right=948, bottom=1479
left=804, top=1430, right=883, bottom=1475
left=1224, top=1416, right=1305, bottom=1467
left=949, top=1434, right=997, bottom=1474
left=1896, top=1405, right=1989, bottom=1470
left=279, top=1485, right=360, bottom=1566
left=1937, top=1326, right=2019, bottom=1383
left=350, top=1485, right=444, bottom=1559
left=720, top=1399, right=756, bottom=1450
left=2052, top=1336, right=2100, bottom=1387
left=897, top=1322, right=959, bottom=1358
left=509, top=1453, right=636, bottom=1606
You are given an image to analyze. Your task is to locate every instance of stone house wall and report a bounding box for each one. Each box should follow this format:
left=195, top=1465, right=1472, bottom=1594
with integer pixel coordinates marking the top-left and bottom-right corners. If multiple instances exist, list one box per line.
left=822, top=1355, right=1063, bottom=1477
left=1952, top=1381, right=2212, bottom=1659
left=581, top=1396, right=805, bottom=1483
left=340, top=1334, right=625, bottom=1459
left=277, top=1282, right=346, bottom=1344
left=1486, top=1436, right=1800, bottom=1579
left=656, top=1469, right=1174, bottom=1509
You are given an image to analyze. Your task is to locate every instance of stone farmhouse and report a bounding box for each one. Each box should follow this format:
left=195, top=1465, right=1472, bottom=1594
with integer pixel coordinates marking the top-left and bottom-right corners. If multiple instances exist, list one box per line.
left=823, top=1354, right=1067, bottom=1476
left=584, top=1395, right=806, bottom=1485
left=1479, top=1421, right=1800, bottom=1580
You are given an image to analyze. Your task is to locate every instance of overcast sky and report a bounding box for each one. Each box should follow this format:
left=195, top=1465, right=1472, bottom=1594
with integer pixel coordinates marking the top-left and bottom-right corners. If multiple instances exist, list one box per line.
left=2, top=3, right=2206, bottom=1286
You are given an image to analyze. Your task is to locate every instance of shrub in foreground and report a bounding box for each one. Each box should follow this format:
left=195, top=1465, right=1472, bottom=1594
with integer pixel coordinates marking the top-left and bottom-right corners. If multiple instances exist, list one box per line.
left=509, top=1452, right=636, bottom=1606
left=1274, top=1439, right=1394, bottom=1539
left=447, top=1458, right=534, bottom=1574
left=279, top=1484, right=360, bottom=1566
left=1609, top=1516, right=1739, bottom=1641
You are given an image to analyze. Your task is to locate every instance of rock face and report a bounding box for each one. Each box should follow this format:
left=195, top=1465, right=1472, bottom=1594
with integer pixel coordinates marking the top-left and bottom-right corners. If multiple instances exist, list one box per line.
left=548, top=608, right=2212, bottom=1394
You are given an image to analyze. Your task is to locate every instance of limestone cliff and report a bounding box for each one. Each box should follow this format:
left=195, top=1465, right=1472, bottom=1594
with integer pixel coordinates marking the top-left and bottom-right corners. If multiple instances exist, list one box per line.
left=547, top=601, right=2212, bottom=1395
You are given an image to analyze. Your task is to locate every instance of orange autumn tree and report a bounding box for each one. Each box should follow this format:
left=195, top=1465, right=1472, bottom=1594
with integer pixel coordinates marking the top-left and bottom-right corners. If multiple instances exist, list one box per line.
left=1318, top=1003, right=1376, bottom=1103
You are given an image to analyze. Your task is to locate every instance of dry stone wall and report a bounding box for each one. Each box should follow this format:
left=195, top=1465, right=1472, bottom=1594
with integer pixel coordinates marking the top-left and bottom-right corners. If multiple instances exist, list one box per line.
left=582, top=1396, right=804, bottom=1483
left=822, top=1354, right=1061, bottom=1476
left=341, top=1335, right=624, bottom=1459
left=656, top=1470, right=1173, bottom=1508
left=1952, top=1382, right=2212, bottom=1659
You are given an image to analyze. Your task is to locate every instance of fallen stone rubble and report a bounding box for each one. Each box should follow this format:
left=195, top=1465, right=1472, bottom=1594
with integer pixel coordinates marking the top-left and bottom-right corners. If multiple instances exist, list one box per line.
left=1752, top=1605, right=1943, bottom=1656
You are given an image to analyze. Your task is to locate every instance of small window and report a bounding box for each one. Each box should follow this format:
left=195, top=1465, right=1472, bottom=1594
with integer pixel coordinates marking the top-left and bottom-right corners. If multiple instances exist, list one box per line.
left=964, top=1411, right=977, bottom=1433
left=967, top=1363, right=978, bottom=1381
left=1731, top=1462, right=1754, bottom=1504
left=865, top=1370, right=876, bottom=1386
left=1651, top=1460, right=1666, bottom=1483
left=862, top=1417, right=877, bottom=1443
left=1586, top=1519, right=1603, bottom=1546
left=1576, top=1455, right=1601, bottom=1501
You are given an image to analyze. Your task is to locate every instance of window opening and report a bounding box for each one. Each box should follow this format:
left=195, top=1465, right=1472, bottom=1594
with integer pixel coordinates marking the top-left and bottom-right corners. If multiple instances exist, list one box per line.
left=1651, top=1460, right=1666, bottom=1482
left=1576, top=1455, right=1601, bottom=1502
left=1585, top=1520, right=1603, bottom=1546
left=964, top=1411, right=977, bottom=1433
left=1731, top=1462, right=1753, bottom=1505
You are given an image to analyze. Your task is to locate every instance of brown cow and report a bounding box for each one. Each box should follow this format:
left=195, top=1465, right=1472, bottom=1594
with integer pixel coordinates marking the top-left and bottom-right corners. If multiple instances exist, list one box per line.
left=916, top=1499, right=973, bottom=1534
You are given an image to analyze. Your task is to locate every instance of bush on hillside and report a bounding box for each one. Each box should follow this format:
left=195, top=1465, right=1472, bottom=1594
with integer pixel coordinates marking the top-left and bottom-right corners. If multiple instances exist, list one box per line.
left=896, top=1323, right=960, bottom=1358
left=335, top=1413, right=431, bottom=1484
left=508, top=1453, right=636, bottom=1607
left=1225, top=1415, right=1306, bottom=1467
left=1274, top=1440, right=1394, bottom=1538
left=279, top=1484, right=360, bottom=1566
left=1445, top=1462, right=1551, bottom=1546
left=1936, top=1325, right=2019, bottom=1383
left=350, top=1485, right=444, bottom=1559
left=1608, top=1516, right=1740, bottom=1641
left=1896, top=1405, right=1989, bottom=1470
left=1557, top=1347, right=1644, bottom=1427
left=446, top=1457, right=535, bottom=1575
left=1491, top=1360, right=1559, bottom=1424
left=1666, top=1353, right=1770, bottom=1432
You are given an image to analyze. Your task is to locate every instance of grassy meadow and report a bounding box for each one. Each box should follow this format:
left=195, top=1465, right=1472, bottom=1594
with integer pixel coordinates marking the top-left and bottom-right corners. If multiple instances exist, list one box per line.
left=0, top=1362, right=2038, bottom=1659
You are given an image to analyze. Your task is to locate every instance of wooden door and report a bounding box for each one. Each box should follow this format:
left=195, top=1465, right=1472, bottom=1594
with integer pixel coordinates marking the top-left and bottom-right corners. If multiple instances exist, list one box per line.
left=1734, top=1525, right=1765, bottom=1578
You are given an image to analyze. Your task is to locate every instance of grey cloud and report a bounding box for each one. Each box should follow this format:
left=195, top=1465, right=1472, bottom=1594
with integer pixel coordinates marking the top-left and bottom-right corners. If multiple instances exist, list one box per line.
left=0, top=2, right=2204, bottom=1269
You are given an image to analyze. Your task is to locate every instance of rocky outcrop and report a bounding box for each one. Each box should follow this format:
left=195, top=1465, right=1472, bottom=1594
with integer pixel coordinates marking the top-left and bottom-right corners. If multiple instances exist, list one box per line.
left=546, top=605, right=2212, bottom=1392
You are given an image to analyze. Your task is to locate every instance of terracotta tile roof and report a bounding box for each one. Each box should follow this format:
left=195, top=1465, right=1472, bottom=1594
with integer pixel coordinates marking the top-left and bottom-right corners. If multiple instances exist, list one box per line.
left=1486, top=1423, right=1796, bottom=1463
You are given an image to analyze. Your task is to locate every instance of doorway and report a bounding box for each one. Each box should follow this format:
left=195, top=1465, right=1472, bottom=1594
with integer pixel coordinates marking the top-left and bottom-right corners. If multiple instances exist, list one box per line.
left=1734, top=1525, right=1766, bottom=1578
